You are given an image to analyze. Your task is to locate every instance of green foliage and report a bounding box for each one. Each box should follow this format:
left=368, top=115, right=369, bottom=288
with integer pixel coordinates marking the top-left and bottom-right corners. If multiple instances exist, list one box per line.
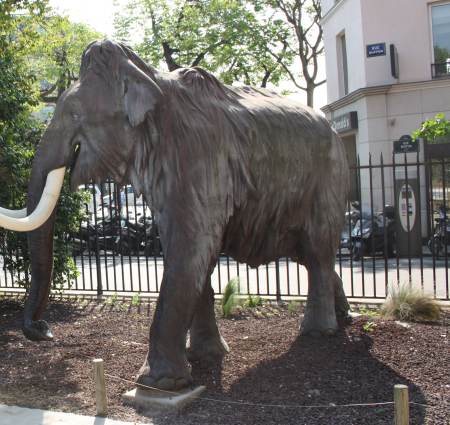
left=412, top=113, right=450, bottom=144
left=114, top=0, right=324, bottom=105
left=104, top=292, right=119, bottom=306
left=358, top=306, right=380, bottom=318
left=222, top=277, right=239, bottom=318
left=131, top=292, right=141, bottom=306
left=114, top=0, right=291, bottom=87
left=28, top=15, right=103, bottom=101
left=287, top=299, right=300, bottom=313
left=381, top=285, right=441, bottom=322
left=0, top=0, right=88, bottom=290
left=362, top=320, right=377, bottom=333
left=245, top=294, right=263, bottom=308
left=434, top=45, right=450, bottom=64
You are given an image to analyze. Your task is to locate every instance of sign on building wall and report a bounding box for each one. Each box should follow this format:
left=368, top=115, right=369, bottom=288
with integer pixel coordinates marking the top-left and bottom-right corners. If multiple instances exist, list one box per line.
left=393, top=135, right=419, bottom=153
left=366, top=42, right=386, bottom=57
left=331, top=111, right=358, bottom=134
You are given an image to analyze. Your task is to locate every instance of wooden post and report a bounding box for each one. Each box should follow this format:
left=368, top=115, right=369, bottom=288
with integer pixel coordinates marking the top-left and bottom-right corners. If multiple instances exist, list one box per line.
left=394, top=384, right=409, bottom=425
left=93, top=359, right=107, bottom=416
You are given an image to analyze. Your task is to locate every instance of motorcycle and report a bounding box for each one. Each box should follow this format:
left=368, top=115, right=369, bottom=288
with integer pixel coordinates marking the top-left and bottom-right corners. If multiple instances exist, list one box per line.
left=350, top=205, right=396, bottom=261
left=339, top=201, right=361, bottom=254
left=114, top=215, right=162, bottom=256
left=70, top=211, right=122, bottom=255
left=427, top=206, right=450, bottom=257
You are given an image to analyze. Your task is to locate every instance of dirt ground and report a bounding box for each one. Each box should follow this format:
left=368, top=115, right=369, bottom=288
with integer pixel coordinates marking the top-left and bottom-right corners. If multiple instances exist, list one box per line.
left=0, top=296, right=449, bottom=425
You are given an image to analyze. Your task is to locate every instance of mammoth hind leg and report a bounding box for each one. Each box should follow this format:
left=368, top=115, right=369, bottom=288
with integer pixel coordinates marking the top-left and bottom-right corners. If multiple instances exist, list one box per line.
left=301, top=257, right=339, bottom=336
left=333, top=271, right=350, bottom=320
left=187, top=275, right=229, bottom=364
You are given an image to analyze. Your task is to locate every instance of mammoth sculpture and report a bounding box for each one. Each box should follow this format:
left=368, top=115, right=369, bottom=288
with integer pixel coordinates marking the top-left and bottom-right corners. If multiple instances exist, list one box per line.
left=0, top=40, right=349, bottom=390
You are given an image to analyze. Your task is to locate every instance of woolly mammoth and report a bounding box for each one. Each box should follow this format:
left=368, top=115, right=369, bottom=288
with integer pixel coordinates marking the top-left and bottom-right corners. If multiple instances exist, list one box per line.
left=0, top=40, right=350, bottom=390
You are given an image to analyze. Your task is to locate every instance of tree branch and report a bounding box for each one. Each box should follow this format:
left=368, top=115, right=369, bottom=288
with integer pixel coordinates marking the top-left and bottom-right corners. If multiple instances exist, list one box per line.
left=190, top=39, right=228, bottom=67
left=162, top=41, right=181, bottom=71
left=267, top=48, right=306, bottom=91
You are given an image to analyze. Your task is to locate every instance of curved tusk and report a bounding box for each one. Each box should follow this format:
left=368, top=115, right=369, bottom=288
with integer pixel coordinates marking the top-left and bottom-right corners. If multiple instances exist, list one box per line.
left=0, top=207, right=27, bottom=218
left=0, top=167, right=66, bottom=232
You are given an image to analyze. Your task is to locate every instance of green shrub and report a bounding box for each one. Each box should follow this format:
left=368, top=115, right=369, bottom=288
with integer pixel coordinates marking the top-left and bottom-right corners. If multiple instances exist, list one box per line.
left=358, top=306, right=380, bottom=318
left=362, top=321, right=377, bottom=333
left=222, top=277, right=239, bottom=318
left=245, top=294, right=263, bottom=308
left=131, top=293, right=141, bottom=306
left=104, top=292, right=119, bottom=306
left=381, top=285, right=441, bottom=322
left=287, top=300, right=301, bottom=314
left=0, top=1, right=88, bottom=292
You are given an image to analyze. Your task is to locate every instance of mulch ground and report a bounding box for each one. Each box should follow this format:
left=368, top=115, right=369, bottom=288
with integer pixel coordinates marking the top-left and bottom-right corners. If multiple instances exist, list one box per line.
left=0, top=296, right=448, bottom=425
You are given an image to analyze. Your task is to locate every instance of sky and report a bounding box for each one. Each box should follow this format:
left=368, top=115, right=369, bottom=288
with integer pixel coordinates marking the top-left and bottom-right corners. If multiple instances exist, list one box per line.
left=49, top=0, right=117, bottom=36
left=48, top=0, right=328, bottom=110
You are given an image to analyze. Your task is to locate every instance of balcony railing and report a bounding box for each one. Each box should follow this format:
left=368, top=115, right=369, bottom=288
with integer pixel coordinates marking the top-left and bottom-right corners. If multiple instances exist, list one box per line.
left=431, top=61, right=450, bottom=78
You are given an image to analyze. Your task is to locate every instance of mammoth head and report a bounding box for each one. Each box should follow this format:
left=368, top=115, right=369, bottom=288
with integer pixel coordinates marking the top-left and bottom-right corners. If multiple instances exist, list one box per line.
left=0, top=40, right=163, bottom=232
left=69, top=40, right=164, bottom=189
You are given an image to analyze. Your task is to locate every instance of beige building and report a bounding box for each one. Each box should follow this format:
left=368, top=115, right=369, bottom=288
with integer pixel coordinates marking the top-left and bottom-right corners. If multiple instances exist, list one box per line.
left=321, top=0, right=450, bottom=234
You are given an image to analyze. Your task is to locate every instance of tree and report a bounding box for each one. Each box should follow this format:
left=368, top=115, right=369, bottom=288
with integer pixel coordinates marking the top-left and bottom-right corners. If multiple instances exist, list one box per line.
left=434, top=46, right=450, bottom=64
left=115, top=0, right=324, bottom=106
left=412, top=113, right=450, bottom=144
left=255, top=0, right=325, bottom=107
left=0, top=0, right=88, bottom=289
left=29, top=15, right=103, bottom=102
left=114, top=0, right=290, bottom=87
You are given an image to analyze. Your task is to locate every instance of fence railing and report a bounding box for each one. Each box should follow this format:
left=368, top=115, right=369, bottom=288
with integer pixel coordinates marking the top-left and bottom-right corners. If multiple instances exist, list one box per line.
left=431, top=61, right=450, bottom=79
left=1, top=155, right=450, bottom=301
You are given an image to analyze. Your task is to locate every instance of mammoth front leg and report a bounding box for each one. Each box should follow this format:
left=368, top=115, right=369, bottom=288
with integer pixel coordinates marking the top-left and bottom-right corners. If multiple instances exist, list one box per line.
left=137, top=219, right=222, bottom=390
left=137, top=266, right=200, bottom=390
left=187, top=276, right=229, bottom=364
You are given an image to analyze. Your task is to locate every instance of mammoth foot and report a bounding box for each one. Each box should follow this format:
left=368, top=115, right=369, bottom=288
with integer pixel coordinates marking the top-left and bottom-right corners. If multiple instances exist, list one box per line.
left=137, top=361, right=193, bottom=391
left=22, top=320, right=53, bottom=341
left=137, top=374, right=192, bottom=391
left=299, top=311, right=338, bottom=337
left=187, top=334, right=229, bottom=364
left=335, top=295, right=350, bottom=321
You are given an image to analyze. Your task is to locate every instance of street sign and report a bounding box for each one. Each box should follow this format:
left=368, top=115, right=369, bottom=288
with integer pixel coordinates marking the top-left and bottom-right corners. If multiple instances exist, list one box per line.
left=393, top=135, right=418, bottom=153
left=366, top=42, right=386, bottom=57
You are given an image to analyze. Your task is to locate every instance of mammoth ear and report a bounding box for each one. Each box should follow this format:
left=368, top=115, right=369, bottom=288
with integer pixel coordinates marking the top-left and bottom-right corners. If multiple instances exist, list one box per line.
left=122, top=60, right=163, bottom=127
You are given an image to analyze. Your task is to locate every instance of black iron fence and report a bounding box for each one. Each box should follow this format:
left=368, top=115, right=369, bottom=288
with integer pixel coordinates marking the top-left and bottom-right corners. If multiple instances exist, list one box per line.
left=431, top=61, right=450, bottom=79
left=1, top=154, right=450, bottom=301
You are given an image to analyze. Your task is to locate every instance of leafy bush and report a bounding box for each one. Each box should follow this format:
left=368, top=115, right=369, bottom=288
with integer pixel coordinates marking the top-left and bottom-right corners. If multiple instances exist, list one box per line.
left=287, top=300, right=301, bottom=314
left=412, top=113, right=450, bottom=144
left=222, top=277, right=239, bottom=318
left=362, top=321, right=377, bottom=333
left=0, top=0, right=88, bottom=291
left=245, top=294, right=263, bottom=308
left=381, top=285, right=441, bottom=322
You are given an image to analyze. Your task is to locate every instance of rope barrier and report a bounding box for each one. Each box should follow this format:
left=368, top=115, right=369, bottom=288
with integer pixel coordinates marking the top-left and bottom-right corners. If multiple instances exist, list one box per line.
left=103, top=372, right=432, bottom=410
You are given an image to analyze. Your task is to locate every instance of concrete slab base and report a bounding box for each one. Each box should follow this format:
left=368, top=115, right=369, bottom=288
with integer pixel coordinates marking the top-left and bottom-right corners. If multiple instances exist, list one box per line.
left=123, top=386, right=206, bottom=411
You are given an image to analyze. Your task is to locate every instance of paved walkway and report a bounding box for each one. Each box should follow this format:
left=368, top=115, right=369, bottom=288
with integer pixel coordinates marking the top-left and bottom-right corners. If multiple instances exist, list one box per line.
left=0, top=404, right=148, bottom=425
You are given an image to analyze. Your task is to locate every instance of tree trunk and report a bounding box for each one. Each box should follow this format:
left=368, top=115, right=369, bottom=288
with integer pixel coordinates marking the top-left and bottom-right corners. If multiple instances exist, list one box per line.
left=306, top=84, right=314, bottom=108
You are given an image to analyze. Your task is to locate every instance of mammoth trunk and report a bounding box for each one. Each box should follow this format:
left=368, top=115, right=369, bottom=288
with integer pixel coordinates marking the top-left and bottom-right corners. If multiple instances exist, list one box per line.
left=22, top=164, right=58, bottom=341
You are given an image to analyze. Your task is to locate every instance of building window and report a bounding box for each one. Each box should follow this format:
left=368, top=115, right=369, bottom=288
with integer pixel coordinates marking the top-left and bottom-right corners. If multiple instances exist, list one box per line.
left=431, top=2, right=450, bottom=78
left=337, top=32, right=349, bottom=96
